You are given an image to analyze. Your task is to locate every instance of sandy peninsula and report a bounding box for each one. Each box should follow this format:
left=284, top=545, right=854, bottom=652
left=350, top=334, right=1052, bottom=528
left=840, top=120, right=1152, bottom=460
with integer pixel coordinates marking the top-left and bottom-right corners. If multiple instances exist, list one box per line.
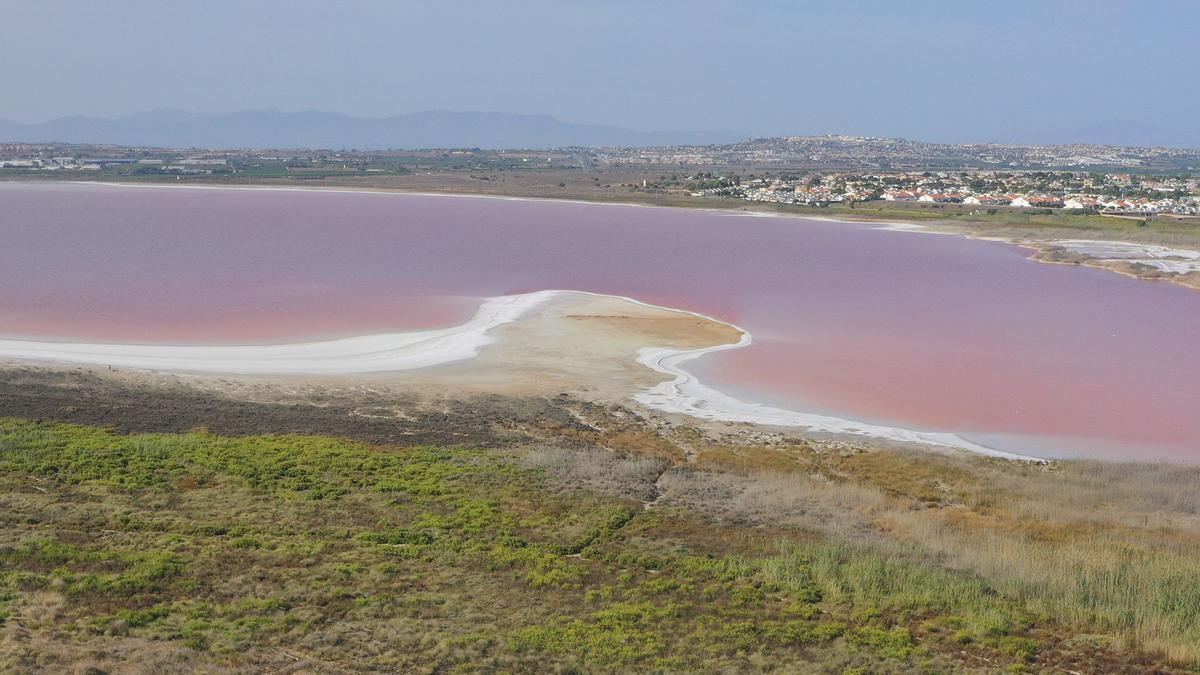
left=0, top=289, right=1027, bottom=459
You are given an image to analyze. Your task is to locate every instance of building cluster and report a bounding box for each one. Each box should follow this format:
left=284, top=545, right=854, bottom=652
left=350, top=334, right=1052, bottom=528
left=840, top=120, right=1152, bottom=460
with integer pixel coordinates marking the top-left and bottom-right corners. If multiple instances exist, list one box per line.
left=597, top=135, right=1200, bottom=172
left=0, top=156, right=107, bottom=171
left=0, top=152, right=228, bottom=174
left=693, top=171, right=1200, bottom=216
left=882, top=191, right=1191, bottom=216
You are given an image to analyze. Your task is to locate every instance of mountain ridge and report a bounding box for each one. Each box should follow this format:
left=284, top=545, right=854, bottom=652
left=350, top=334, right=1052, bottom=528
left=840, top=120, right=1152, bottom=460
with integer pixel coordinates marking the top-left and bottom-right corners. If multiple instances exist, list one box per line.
left=0, top=109, right=741, bottom=150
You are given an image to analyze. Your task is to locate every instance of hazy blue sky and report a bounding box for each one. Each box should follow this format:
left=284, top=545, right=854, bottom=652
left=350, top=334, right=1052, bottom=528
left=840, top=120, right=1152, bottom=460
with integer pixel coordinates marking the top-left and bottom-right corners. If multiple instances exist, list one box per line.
left=3, top=0, right=1197, bottom=145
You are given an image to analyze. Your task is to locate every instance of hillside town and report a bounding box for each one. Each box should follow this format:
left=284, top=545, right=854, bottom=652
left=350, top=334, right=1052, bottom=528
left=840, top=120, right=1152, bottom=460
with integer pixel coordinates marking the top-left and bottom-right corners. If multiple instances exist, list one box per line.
left=688, top=170, right=1200, bottom=216
left=597, top=135, right=1200, bottom=172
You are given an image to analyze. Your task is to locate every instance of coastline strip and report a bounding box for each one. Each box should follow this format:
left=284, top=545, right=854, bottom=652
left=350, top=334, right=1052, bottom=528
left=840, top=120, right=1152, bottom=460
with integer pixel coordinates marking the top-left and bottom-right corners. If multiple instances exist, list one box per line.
left=1048, top=239, right=1200, bottom=274
left=52, top=183, right=1200, bottom=284
left=0, top=288, right=1030, bottom=459
left=0, top=291, right=557, bottom=375
left=635, top=341, right=1032, bottom=461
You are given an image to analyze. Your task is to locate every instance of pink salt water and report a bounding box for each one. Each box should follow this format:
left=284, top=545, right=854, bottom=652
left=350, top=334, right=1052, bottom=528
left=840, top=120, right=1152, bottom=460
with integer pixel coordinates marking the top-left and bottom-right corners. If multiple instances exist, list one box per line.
left=2, top=182, right=1198, bottom=461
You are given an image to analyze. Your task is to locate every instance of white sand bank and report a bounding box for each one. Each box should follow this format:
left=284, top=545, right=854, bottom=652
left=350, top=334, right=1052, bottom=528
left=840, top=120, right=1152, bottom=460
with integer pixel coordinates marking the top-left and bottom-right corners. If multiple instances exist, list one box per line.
left=0, top=288, right=1030, bottom=459
left=635, top=340, right=1033, bottom=461
left=1048, top=239, right=1200, bottom=274
left=0, top=292, right=557, bottom=375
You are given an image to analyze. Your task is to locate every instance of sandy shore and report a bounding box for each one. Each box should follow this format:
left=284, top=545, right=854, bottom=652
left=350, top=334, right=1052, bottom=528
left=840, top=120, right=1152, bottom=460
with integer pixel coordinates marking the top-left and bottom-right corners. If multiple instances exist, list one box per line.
left=1026, top=239, right=1200, bottom=289
left=2, top=181, right=1099, bottom=460
left=0, top=288, right=1031, bottom=459
left=635, top=339, right=1015, bottom=459
left=0, top=291, right=560, bottom=375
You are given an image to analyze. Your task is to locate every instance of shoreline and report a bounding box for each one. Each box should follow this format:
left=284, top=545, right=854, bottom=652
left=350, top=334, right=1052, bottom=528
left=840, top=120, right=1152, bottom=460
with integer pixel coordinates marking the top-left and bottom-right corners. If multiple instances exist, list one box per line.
left=6, top=181, right=1176, bottom=461
left=0, top=291, right=557, bottom=374
left=51, top=180, right=1200, bottom=291
left=633, top=335, right=1030, bottom=461
left=0, top=287, right=1035, bottom=461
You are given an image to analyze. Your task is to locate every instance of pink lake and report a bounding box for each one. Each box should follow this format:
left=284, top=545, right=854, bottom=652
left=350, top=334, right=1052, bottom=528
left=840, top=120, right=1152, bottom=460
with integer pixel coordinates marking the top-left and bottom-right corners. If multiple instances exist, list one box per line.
left=2, top=182, right=1198, bottom=461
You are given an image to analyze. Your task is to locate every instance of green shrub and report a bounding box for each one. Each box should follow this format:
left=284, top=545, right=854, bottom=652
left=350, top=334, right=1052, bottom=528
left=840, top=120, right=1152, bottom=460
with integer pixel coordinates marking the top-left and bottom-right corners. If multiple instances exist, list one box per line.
left=846, top=625, right=916, bottom=660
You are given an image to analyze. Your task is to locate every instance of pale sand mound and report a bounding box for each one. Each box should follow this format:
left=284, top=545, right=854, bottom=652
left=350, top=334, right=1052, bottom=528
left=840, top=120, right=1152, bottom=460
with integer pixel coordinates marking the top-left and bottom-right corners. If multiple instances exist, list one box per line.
left=368, top=291, right=744, bottom=399
left=0, top=290, right=739, bottom=399
left=0, top=290, right=1017, bottom=458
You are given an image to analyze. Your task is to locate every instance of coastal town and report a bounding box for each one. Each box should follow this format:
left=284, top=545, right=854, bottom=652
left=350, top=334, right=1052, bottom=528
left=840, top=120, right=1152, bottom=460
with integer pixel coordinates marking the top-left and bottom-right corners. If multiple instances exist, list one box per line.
left=689, top=169, right=1200, bottom=216
left=4, top=139, right=1199, bottom=218
left=595, top=135, right=1200, bottom=171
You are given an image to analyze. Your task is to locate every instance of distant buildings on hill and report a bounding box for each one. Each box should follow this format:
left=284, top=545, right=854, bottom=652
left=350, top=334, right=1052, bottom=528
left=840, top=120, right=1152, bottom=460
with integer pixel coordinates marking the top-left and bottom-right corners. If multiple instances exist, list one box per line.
left=693, top=171, right=1200, bottom=216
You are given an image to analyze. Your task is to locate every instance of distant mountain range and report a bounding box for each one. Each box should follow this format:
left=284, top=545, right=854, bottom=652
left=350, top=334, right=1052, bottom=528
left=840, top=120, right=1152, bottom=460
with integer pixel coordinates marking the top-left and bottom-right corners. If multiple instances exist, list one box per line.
left=0, top=109, right=741, bottom=150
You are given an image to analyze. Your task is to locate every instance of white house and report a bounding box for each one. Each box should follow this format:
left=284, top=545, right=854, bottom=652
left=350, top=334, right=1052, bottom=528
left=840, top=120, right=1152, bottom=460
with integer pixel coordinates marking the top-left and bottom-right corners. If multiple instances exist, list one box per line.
left=1063, top=196, right=1100, bottom=210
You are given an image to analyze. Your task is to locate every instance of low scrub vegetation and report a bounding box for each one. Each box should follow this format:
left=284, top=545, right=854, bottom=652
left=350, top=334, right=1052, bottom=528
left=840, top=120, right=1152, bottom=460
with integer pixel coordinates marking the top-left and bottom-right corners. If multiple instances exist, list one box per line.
left=0, top=419, right=1191, bottom=672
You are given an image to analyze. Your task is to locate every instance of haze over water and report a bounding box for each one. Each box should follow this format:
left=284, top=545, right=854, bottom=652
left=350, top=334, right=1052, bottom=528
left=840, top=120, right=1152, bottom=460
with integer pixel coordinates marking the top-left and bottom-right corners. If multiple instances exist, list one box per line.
left=3, top=182, right=1198, bottom=461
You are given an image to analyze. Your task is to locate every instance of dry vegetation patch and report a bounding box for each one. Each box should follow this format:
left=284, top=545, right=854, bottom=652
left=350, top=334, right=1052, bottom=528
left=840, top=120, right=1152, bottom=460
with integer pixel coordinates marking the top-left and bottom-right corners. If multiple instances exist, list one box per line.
left=3, top=419, right=1184, bottom=673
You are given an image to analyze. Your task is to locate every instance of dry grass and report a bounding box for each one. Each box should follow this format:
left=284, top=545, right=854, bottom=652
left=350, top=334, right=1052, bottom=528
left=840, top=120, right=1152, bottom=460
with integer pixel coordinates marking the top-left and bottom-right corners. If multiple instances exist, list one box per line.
left=650, top=435, right=1200, bottom=665
left=4, top=418, right=1185, bottom=672
left=521, top=444, right=669, bottom=503
left=4, top=384, right=1200, bottom=672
